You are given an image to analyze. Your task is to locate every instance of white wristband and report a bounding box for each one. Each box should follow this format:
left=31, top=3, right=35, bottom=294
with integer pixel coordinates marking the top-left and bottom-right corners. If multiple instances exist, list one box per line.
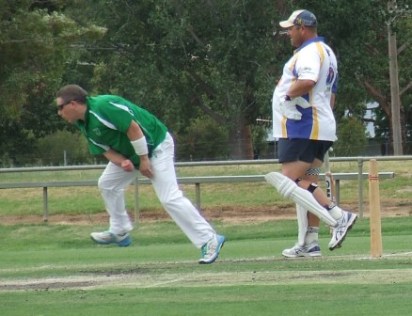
left=131, top=137, right=149, bottom=156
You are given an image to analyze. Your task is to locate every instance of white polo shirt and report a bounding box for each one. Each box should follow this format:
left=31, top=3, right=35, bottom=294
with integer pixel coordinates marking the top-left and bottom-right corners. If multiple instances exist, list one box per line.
left=272, top=37, right=338, bottom=141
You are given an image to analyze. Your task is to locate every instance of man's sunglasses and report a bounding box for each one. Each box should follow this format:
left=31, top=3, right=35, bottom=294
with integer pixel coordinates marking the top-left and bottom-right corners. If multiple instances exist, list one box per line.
left=57, top=100, right=72, bottom=111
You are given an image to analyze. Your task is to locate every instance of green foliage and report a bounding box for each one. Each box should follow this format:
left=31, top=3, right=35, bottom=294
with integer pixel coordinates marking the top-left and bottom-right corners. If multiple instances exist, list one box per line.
left=293, top=0, right=411, bottom=153
left=63, top=0, right=412, bottom=157
left=374, top=14, right=412, bottom=153
left=251, top=124, right=270, bottom=159
left=175, top=116, right=229, bottom=161
left=334, top=116, right=368, bottom=156
left=0, top=0, right=411, bottom=162
left=1, top=217, right=412, bottom=315
left=34, top=130, right=92, bottom=165
left=0, top=1, right=106, bottom=164
left=296, top=0, right=387, bottom=105
left=0, top=5, right=105, bottom=116
left=80, top=0, right=283, bottom=158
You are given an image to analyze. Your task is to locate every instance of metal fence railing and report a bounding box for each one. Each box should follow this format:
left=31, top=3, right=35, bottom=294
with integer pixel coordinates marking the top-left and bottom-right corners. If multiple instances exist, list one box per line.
left=0, top=156, right=410, bottom=219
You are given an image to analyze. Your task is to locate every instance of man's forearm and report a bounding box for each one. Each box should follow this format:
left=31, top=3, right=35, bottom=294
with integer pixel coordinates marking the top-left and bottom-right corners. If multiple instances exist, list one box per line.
left=103, top=149, right=128, bottom=167
left=286, top=79, right=315, bottom=98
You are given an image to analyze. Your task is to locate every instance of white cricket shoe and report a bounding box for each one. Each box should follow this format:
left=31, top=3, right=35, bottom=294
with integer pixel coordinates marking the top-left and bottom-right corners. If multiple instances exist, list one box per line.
left=282, top=241, right=322, bottom=258
left=90, top=231, right=131, bottom=247
left=328, top=211, right=357, bottom=250
left=198, top=234, right=225, bottom=264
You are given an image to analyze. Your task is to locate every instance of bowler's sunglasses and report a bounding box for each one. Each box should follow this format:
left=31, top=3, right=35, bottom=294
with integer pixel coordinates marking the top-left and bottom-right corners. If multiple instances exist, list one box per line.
left=57, top=100, right=72, bottom=111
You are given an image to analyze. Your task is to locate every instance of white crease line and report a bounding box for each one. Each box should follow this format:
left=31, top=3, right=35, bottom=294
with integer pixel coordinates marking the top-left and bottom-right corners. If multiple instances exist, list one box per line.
left=143, top=276, right=188, bottom=288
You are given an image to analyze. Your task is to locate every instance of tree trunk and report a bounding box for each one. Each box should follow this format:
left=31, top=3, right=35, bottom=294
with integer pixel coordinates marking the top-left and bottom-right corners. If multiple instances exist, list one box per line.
left=228, top=122, right=254, bottom=160
left=387, top=14, right=403, bottom=155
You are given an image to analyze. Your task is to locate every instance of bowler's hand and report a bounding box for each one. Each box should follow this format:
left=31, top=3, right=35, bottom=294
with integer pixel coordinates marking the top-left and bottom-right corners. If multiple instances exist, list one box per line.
left=121, top=159, right=135, bottom=172
left=139, top=156, right=153, bottom=178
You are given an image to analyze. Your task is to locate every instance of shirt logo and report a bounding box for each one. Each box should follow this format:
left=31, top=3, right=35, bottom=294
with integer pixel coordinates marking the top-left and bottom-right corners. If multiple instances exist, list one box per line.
left=93, top=128, right=101, bottom=136
left=326, top=67, right=335, bottom=85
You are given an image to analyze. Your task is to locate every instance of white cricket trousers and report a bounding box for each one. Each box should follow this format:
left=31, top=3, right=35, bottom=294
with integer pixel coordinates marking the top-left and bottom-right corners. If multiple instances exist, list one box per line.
left=98, top=133, right=216, bottom=248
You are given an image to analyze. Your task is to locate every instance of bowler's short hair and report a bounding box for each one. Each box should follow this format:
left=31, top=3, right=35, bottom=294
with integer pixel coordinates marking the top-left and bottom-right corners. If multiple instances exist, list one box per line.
left=56, top=84, right=88, bottom=104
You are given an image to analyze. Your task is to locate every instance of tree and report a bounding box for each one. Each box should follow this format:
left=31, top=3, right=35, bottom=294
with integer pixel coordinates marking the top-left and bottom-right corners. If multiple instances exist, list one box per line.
left=0, top=0, right=106, bottom=165
left=334, top=117, right=368, bottom=156
left=175, top=116, right=229, bottom=161
left=34, top=130, right=91, bottom=165
left=295, top=0, right=411, bottom=154
left=76, top=0, right=286, bottom=159
left=386, top=0, right=411, bottom=154
left=3, top=0, right=410, bottom=163
left=84, top=0, right=412, bottom=159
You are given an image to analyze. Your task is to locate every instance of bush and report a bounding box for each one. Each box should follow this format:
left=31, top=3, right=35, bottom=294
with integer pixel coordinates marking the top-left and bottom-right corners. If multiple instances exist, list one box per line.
left=34, top=130, right=93, bottom=165
left=175, top=116, right=229, bottom=161
left=334, top=117, right=367, bottom=156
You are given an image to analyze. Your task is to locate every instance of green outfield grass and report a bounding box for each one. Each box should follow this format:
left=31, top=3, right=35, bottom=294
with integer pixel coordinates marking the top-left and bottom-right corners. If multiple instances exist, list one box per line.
left=0, top=159, right=411, bottom=216
left=1, top=217, right=412, bottom=315
left=0, top=159, right=411, bottom=315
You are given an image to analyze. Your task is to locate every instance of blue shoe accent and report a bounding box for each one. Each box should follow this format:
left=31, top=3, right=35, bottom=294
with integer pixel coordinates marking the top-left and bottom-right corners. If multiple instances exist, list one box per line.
left=117, top=235, right=132, bottom=247
left=90, top=231, right=132, bottom=247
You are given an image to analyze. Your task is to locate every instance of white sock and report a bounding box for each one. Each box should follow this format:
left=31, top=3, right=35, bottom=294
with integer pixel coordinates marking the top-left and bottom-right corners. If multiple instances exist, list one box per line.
left=305, top=227, right=319, bottom=244
left=328, top=205, right=343, bottom=220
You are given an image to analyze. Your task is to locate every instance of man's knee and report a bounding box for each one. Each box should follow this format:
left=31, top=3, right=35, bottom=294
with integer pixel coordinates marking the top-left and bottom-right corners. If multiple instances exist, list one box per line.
left=295, top=178, right=319, bottom=194
left=157, top=189, right=183, bottom=206
left=98, top=175, right=118, bottom=192
left=98, top=175, right=108, bottom=191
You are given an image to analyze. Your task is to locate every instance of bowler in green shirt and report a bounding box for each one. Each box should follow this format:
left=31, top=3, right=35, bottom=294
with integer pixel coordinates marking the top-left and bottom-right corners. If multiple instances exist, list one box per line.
left=56, top=84, right=225, bottom=264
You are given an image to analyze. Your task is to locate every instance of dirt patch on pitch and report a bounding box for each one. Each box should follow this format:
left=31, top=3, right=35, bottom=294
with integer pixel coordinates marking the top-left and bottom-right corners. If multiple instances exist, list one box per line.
left=0, top=201, right=410, bottom=225
left=2, top=261, right=412, bottom=292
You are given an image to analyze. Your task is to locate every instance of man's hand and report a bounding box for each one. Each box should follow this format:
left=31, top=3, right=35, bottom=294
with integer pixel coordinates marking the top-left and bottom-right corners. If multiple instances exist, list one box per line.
left=279, top=96, right=311, bottom=120
left=127, top=121, right=153, bottom=177
left=139, top=155, right=153, bottom=178
left=121, top=159, right=135, bottom=172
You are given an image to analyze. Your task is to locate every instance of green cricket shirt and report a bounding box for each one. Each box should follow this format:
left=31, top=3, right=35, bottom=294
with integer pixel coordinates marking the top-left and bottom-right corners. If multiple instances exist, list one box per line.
left=76, top=95, right=168, bottom=168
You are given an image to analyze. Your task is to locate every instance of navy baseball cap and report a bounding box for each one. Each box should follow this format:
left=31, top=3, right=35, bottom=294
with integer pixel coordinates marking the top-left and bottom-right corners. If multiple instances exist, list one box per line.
left=279, top=10, right=317, bottom=28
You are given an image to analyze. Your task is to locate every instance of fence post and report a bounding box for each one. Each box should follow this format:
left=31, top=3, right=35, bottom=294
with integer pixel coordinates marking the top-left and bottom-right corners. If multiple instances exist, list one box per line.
left=195, top=183, right=201, bottom=210
left=133, top=177, right=139, bottom=225
left=357, top=159, right=364, bottom=218
left=43, top=187, right=48, bottom=222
